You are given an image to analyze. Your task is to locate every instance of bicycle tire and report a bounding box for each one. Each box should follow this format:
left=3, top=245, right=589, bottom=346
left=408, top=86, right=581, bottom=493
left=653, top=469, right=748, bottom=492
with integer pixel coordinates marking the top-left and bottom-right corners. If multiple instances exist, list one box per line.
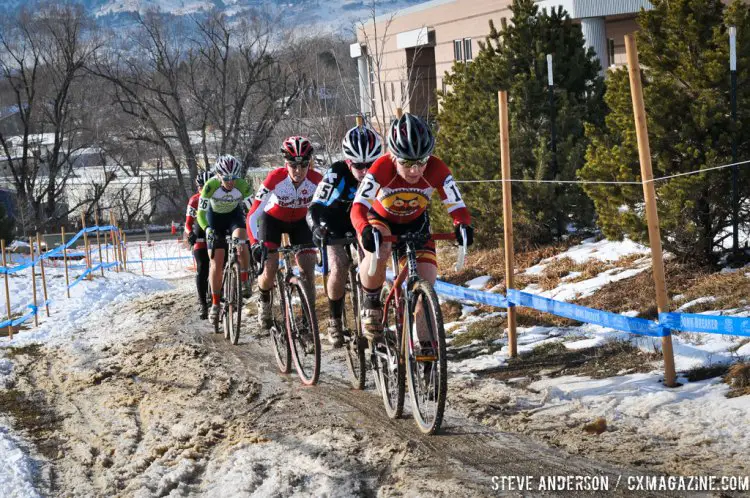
left=223, top=261, right=232, bottom=341
left=228, top=261, right=242, bottom=345
left=286, top=276, right=321, bottom=385
left=344, top=267, right=366, bottom=390
left=270, top=270, right=291, bottom=373
left=377, top=284, right=404, bottom=419
left=405, top=279, right=447, bottom=435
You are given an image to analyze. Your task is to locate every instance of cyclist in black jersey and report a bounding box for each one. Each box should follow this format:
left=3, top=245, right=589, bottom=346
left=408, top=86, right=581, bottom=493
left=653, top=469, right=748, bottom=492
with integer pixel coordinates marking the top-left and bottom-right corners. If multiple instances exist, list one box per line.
left=307, top=124, right=382, bottom=347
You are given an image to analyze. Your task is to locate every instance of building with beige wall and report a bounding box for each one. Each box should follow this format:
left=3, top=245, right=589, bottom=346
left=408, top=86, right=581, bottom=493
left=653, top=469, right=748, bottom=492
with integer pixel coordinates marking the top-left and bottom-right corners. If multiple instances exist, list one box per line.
left=351, top=0, right=652, bottom=127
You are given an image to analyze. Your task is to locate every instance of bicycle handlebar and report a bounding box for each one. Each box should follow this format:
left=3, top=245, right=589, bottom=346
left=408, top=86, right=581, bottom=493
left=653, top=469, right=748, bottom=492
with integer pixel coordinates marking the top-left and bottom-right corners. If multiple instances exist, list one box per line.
left=366, top=231, right=467, bottom=276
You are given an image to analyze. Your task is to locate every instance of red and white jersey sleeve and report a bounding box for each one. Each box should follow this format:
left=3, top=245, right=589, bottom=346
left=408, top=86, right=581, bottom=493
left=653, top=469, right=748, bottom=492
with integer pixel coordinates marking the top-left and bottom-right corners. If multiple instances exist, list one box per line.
left=351, top=155, right=470, bottom=234
left=246, top=168, right=322, bottom=243
left=185, top=193, right=200, bottom=234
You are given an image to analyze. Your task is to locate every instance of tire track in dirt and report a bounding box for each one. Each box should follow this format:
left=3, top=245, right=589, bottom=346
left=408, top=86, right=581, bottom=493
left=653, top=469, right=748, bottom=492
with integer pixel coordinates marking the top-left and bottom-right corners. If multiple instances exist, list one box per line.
left=1, top=284, right=697, bottom=496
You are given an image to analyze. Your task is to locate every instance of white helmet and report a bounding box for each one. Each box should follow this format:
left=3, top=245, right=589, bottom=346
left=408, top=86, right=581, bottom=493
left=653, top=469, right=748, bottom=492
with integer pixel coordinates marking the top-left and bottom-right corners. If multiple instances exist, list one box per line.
left=342, top=125, right=383, bottom=164
left=214, top=154, right=242, bottom=179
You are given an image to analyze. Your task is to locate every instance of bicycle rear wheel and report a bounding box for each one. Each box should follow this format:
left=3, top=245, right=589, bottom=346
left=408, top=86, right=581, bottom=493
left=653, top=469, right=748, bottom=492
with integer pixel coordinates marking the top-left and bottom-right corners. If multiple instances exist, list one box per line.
left=224, top=260, right=242, bottom=345
left=405, top=279, right=447, bottom=435
left=344, top=267, right=366, bottom=390
left=376, top=284, right=404, bottom=419
left=270, top=270, right=291, bottom=373
left=286, top=276, right=321, bottom=385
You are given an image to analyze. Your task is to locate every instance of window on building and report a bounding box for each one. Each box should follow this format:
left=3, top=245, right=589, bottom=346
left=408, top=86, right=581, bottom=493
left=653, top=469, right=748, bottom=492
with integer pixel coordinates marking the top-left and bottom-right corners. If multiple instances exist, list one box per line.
left=368, top=56, right=376, bottom=112
left=382, top=83, right=388, bottom=102
left=453, top=40, right=462, bottom=62
left=401, top=80, right=406, bottom=98
left=607, top=39, right=616, bottom=66
left=391, top=82, right=396, bottom=102
left=441, top=79, right=447, bottom=95
left=464, top=38, right=473, bottom=61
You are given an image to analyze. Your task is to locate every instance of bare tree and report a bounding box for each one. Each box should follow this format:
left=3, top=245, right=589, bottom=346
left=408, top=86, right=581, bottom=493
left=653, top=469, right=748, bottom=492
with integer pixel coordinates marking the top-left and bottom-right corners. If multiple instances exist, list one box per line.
left=0, top=3, right=110, bottom=233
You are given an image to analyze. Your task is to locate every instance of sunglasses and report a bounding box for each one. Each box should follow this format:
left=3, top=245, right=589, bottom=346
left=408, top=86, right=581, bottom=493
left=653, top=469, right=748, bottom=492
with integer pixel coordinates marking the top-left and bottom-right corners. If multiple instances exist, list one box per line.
left=396, top=157, right=429, bottom=168
left=220, top=175, right=236, bottom=181
left=347, top=160, right=373, bottom=171
left=286, top=161, right=309, bottom=170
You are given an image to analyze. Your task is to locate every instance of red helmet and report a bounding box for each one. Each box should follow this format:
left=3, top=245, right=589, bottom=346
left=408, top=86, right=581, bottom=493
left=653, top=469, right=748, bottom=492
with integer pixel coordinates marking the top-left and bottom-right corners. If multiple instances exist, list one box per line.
left=281, top=136, right=314, bottom=163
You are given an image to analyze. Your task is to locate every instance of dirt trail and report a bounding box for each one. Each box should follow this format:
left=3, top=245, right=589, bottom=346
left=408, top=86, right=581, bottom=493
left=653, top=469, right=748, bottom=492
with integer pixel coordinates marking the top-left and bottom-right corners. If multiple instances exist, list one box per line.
left=1, top=284, right=693, bottom=496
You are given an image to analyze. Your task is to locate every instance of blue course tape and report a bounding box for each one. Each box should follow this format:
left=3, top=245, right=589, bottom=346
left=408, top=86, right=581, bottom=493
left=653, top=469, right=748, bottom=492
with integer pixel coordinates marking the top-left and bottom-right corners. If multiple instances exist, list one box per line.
left=434, top=280, right=509, bottom=307
left=507, top=289, right=668, bottom=337
left=660, top=312, right=750, bottom=337
left=127, top=256, right=194, bottom=263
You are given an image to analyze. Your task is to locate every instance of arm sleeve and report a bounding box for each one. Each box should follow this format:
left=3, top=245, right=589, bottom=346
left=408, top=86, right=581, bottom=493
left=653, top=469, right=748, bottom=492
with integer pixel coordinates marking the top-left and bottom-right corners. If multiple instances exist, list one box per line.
left=246, top=176, right=274, bottom=244
left=185, top=196, right=198, bottom=234
left=351, top=172, right=381, bottom=234
left=437, top=173, right=471, bottom=226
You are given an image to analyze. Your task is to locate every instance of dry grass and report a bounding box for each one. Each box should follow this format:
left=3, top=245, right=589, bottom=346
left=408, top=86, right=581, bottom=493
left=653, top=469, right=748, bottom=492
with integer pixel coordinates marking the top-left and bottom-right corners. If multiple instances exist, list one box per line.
left=725, top=362, right=750, bottom=398
left=537, top=257, right=609, bottom=291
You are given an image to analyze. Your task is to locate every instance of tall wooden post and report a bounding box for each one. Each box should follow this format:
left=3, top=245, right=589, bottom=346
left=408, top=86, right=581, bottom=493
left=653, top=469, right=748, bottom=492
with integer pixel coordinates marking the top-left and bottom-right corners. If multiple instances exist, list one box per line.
left=109, top=212, right=120, bottom=273
left=2, top=240, right=12, bottom=339
left=94, top=210, right=104, bottom=276
left=36, top=233, right=49, bottom=317
left=356, top=115, right=364, bottom=127
left=139, top=244, right=145, bottom=276
left=61, top=228, right=70, bottom=298
left=499, top=91, right=518, bottom=358
left=625, top=34, right=677, bottom=387
left=122, top=231, right=128, bottom=272
left=396, top=107, right=403, bottom=118
left=29, top=236, right=38, bottom=327
left=80, top=212, right=91, bottom=280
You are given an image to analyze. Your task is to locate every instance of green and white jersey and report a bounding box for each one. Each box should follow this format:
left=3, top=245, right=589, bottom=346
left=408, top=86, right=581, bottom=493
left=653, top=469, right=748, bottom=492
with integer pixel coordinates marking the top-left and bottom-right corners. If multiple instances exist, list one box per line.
left=196, top=177, right=252, bottom=230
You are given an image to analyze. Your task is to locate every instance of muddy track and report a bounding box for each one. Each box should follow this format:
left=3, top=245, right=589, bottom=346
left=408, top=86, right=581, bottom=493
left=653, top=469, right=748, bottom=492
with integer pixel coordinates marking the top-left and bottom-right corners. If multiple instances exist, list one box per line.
left=2, top=284, right=694, bottom=496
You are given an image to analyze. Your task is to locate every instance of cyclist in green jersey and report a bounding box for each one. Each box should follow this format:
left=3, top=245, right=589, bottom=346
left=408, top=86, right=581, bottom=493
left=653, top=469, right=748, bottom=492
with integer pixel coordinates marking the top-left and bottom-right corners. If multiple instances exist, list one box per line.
left=197, top=155, right=253, bottom=323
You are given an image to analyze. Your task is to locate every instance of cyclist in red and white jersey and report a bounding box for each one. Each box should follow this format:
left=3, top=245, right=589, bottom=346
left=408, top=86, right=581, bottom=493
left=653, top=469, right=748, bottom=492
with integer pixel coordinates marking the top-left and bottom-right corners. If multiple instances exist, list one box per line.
left=351, top=113, right=474, bottom=338
left=185, top=170, right=213, bottom=319
left=246, top=136, right=322, bottom=330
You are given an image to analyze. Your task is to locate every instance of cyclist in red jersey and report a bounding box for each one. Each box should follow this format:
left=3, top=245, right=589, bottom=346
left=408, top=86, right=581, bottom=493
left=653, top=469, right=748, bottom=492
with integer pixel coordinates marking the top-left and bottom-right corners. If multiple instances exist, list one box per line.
left=247, top=136, right=322, bottom=331
left=185, top=170, right=213, bottom=319
left=351, top=113, right=474, bottom=338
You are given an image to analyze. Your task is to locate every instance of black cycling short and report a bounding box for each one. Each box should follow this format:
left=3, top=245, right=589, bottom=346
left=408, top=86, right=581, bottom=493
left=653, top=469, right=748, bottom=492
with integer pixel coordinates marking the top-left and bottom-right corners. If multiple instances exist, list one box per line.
left=258, top=212, right=313, bottom=251
left=206, top=206, right=245, bottom=252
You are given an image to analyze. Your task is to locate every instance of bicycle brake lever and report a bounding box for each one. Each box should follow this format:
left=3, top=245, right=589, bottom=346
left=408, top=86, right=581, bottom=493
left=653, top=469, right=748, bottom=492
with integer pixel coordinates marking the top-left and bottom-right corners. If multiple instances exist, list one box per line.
left=456, top=225, right=467, bottom=271
left=368, top=230, right=380, bottom=277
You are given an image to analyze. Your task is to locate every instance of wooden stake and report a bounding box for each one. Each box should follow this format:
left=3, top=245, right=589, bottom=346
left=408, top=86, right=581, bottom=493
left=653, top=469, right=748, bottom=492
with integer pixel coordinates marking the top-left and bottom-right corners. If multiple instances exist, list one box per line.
left=94, top=210, right=104, bottom=276
left=109, top=212, right=120, bottom=273
left=122, top=231, right=128, bottom=272
left=499, top=91, right=518, bottom=358
left=80, top=212, right=91, bottom=280
left=139, top=244, right=145, bottom=276
left=61, top=228, right=70, bottom=298
left=29, top=236, right=38, bottom=327
left=36, top=233, right=49, bottom=317
left=2, top=240, right=12, bottom=339
left=396, top=107, right=403, bottom=118
left=625, top=34, right=677, bottom=387
left=356, top=115, right=364, bottom=127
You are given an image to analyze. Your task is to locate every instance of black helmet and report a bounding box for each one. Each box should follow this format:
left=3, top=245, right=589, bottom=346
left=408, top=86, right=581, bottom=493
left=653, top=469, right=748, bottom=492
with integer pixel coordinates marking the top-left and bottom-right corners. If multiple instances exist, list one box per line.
left=387, top=113, right=435, bottom=161
left=196, top=169, right=212, bottom=189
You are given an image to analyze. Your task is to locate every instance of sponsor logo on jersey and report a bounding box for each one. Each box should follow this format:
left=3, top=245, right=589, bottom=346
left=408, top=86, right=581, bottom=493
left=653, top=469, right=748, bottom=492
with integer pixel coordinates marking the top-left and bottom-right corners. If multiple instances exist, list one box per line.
left=379, top=190, right=429, bottom=216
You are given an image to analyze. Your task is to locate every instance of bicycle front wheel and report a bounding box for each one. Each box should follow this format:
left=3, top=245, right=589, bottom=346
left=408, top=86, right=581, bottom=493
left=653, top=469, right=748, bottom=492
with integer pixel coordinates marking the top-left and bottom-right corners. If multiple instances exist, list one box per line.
left=405, top=279, right=447, bottom=435
left=344, top=267, right=366, bottom=390
left=376, top=284, right=404, bottom=419
left=224, top=261, right=242, bottom=345
left=286, top=277, right=321, bottom=386
left=270, top=270, right=291, bottom=373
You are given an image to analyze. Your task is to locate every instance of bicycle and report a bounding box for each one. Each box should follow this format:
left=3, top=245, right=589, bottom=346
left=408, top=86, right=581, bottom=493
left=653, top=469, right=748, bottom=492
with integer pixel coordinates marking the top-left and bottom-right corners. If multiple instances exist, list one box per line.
left=319, top=234, right=366, bottom=390
left=261, top=240, right=321, bottom=385
left=212, top=236, right=249, bottom=345
left=366, top=228, right=467, bottom=435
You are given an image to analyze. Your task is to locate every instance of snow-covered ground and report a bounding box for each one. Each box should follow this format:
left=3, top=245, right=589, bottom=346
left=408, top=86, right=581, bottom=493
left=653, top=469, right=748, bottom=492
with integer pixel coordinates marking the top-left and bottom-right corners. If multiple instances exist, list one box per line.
left=2, top=235, right=750, bottom=494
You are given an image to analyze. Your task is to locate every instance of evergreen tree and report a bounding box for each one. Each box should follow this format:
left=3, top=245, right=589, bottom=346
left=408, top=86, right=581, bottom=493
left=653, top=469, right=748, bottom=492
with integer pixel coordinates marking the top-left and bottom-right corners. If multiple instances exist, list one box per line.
left=581, top=0, right=750, bottom=263
left=434, top=0, right=605, bottom=246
